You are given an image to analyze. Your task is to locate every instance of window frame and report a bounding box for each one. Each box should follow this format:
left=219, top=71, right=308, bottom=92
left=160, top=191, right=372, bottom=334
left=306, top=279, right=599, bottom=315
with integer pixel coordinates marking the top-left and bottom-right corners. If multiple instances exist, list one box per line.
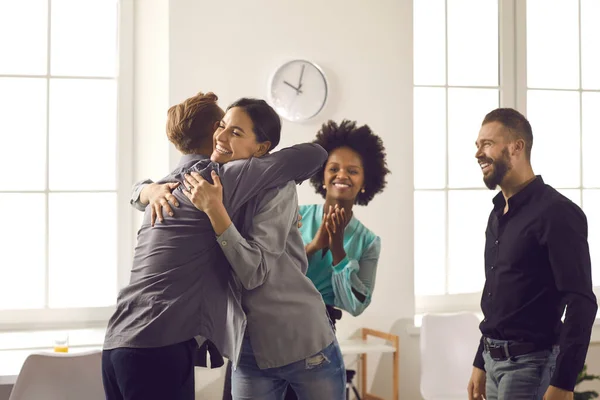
left=414, top=0, right=600, bottom=315
left=0, top=0, right=134, bottom=330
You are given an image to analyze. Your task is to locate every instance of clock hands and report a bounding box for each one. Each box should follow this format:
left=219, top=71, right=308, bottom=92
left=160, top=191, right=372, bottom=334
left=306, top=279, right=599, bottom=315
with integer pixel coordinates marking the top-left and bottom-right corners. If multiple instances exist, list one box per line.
left=297, top=64, right=305, bottom=90
left=283, top=64, right=307, bottom=95
left=283, top=80, right=303, bottom=95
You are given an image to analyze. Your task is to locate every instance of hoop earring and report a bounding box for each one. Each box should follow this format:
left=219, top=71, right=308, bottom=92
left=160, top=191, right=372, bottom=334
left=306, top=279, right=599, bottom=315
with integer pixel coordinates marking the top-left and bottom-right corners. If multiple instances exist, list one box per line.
left=322, top=185, right=327, bottom=189
left=361, top=188, right=365, bottom=193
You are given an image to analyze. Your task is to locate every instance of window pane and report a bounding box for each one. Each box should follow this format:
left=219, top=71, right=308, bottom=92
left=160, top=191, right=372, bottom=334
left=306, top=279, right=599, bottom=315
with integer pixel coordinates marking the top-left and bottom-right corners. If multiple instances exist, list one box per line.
left=0, top=78, right=47, bottom=190
left=447, top=0, right=498, bottom=86
left=581, top=0, right=600, bottom=89
left=49, top=79, right=117, bottom=190
left=50, top=0, right=118, bottom=77
left=414, top=87, right=446, bottom=189
left=583, top=92, right=600, bottom=187
left=413, top=0, right=445, bottom=85
left=527, top=90, right=580, bottom=188
left=49, top=193, right=116, bottom=308
left=527, top=0, right=579, bottom=89
left=0, top=0, right=47, bottom=75
left=0, top=194, right=45, bottom=310
left=557, top=189, right=581, bottom=207
left=583, top=190, right=600, bottom=285
left=448, top=88, right=499, bottom=188
left=448, top=190, right=495, bottom=294
left=414, top=190, right=446, bottom=296
left=583, top=190, right=600, bottom=286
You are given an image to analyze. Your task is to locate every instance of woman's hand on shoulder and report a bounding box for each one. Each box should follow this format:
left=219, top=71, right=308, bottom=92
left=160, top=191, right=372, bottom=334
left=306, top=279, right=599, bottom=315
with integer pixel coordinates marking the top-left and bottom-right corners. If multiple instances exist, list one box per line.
left=141, top=182, right=180, bottom=226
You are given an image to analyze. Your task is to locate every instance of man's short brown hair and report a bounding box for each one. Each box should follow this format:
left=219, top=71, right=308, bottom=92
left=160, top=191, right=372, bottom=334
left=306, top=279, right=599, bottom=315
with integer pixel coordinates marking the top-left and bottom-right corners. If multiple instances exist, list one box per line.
left=166, top=91, right=225, bottom=154
left=482, top=108, right=533, bottom=161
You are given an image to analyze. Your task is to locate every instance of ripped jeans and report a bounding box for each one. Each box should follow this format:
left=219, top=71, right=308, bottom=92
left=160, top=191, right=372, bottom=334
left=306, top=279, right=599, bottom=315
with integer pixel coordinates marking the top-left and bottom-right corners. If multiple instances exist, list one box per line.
left=231, top=336, right=346, bottom=400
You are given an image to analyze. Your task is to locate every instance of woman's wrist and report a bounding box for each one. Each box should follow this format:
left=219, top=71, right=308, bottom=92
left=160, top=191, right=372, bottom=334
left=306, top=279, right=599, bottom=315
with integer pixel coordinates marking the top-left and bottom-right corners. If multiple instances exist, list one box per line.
left=305, top=242, right=318, bottom=257
left=205, top=202, right=232, bottom=236
left=330, top=243, right=346, bottom=266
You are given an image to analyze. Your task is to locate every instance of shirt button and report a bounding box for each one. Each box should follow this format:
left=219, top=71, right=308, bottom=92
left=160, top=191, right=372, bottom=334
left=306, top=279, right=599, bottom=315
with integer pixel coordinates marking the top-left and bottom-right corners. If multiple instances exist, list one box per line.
left=483, top=318, right=488, bottom=323
left=490, top=265, right=495, bottom=270
left=488, top=292, right=492, bottom=296
left=494, top=240, right=499, bottom=245
left=221, top=240, right=228, bottom=246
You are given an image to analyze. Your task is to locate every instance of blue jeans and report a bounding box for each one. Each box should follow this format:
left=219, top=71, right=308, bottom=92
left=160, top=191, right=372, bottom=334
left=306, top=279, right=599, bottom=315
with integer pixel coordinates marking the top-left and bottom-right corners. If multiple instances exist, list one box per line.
left=483, top=338, right=559, bottom=400
left=231, top=337, right=346, bottom=400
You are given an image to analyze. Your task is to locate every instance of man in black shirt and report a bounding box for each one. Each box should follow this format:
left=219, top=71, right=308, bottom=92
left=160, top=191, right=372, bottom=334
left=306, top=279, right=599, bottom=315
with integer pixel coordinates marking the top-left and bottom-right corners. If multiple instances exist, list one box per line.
left=467, top=108, right=597, bottom=400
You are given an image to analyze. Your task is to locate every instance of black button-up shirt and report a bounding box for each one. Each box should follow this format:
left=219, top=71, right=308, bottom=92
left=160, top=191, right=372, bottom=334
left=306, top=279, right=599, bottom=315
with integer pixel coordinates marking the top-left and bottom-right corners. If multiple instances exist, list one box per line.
left=473, top=176, right=597, bottom=391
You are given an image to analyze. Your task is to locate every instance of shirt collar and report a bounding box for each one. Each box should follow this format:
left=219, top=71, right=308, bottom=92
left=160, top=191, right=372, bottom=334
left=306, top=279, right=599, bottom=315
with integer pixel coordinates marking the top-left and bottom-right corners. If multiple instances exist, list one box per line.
left=176, top=153, right=210, bottom=169
left=492, top=175, right=545, bottom=209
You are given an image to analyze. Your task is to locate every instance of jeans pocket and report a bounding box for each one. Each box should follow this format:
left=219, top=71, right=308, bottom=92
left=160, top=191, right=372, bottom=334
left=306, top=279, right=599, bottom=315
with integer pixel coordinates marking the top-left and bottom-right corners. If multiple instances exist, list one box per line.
left=510, top=349, right=551, bottom=365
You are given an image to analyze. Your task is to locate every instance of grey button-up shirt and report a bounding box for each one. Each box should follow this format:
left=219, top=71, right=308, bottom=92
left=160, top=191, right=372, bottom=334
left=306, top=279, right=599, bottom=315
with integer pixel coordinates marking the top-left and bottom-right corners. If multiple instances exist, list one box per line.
left=218, top=182, right=336, bottom=369
left=103, top=144, right=327, bottom=368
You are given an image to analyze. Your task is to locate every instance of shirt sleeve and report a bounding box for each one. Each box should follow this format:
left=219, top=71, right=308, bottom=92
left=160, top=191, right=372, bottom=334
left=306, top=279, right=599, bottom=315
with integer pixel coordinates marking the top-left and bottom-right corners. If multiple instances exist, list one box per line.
left=130, top=178, right=154, bottom=212
left=218, top=143, right=327, bottom=215
left=331, top=236, right=381, bottom=316
left=216, top=184, right=297, bottom=291
left=544, top=201, right=598, bottom=391
left=473, top=337, right=485, bottom=371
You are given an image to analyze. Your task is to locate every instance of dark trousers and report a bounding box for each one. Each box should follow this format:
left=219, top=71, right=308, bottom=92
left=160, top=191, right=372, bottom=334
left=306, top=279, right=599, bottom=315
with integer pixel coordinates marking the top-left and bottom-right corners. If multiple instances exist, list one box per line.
left=102, top=339, right=196, bottom=400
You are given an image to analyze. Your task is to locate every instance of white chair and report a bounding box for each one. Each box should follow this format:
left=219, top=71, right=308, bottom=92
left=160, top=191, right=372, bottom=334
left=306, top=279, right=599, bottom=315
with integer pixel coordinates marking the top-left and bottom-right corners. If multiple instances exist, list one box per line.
left=420, top=312, right=482, bottom=400
left=9, top=350, right=104, bottom=400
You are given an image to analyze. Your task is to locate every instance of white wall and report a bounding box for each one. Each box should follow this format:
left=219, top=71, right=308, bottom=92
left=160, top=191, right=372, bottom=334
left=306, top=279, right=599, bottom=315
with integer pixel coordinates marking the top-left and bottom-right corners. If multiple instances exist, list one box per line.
left=133, top=0, right=170, bottom=183
left=165, top=0, right=417, bottom=398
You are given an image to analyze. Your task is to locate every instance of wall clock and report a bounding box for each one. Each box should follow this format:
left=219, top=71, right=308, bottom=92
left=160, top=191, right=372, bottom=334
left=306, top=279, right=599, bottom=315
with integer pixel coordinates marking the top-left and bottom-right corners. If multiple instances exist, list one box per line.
left=268, top=59, right=328, bottom=122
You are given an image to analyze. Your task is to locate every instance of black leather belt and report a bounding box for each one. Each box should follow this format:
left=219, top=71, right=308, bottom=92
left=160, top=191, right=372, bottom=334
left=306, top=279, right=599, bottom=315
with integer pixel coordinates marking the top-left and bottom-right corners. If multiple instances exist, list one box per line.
left=483, top=338, right=546, bottom=361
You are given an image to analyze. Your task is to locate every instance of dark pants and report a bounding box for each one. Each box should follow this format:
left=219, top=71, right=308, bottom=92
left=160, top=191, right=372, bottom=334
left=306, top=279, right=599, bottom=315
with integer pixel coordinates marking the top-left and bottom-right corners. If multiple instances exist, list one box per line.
left=102, top=339, right=196, bottom=400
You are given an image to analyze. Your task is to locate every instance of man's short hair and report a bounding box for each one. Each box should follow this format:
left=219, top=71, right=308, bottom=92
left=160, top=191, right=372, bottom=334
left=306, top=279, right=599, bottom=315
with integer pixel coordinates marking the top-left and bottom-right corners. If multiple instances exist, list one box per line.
left=166, top=92, right=225, bottom=154
left=482, top=108, right=533, bottom=161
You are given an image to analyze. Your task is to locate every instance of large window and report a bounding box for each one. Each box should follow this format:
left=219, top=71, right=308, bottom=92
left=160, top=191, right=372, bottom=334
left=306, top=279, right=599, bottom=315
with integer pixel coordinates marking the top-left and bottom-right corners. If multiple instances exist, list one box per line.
left=0, top=0, right=132, bottom=328
left=414, top=0, right=600, bottom=314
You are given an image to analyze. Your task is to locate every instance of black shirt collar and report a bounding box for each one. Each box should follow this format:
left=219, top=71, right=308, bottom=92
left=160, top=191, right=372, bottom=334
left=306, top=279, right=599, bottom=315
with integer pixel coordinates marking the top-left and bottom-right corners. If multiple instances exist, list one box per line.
left=492, top=175, right=545, bottom=210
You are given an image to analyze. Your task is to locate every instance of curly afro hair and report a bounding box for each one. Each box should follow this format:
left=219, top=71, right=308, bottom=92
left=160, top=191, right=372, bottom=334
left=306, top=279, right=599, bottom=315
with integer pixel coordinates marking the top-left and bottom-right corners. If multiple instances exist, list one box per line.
left=310, top=119, right=390, bottom=206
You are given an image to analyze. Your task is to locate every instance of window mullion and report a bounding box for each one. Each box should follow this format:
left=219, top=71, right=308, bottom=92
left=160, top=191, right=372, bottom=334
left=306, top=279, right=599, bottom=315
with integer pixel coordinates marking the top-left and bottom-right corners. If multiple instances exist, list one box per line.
left=514, top=0, right=528, bottom=113
left=499, top=0, right=517, bottom=108
left=44, top=0, right=52, bottom=309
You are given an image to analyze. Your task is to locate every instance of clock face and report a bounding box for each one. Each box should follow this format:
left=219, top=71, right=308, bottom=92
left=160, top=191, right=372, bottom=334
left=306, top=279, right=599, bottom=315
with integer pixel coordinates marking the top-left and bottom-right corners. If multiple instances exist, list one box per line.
left=268, top=60, right=328, bottom=122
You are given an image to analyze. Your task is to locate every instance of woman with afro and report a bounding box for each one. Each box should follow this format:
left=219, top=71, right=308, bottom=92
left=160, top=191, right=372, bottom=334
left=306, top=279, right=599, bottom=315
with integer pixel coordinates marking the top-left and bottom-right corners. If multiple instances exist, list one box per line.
left=300, top=119, right=390, bottom=319
left=284, top=120, right=389, bottom=400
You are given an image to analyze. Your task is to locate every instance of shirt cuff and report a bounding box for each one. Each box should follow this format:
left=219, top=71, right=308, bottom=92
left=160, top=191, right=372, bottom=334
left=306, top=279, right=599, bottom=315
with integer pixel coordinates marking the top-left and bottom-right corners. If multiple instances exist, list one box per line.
left=332, top=256, right=350, bottom=273
left=216, top=223, right=242, bottom=256
left=549, top=363, right=577, bottom=392
left=130, top=179, right=153, bottom=212
left=473, top=339, right=485, bottom=371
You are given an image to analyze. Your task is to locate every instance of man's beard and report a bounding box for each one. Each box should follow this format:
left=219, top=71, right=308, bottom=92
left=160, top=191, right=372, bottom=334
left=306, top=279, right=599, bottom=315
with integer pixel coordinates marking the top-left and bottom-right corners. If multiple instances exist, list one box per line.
left=483, top=148, right=511, bottom=190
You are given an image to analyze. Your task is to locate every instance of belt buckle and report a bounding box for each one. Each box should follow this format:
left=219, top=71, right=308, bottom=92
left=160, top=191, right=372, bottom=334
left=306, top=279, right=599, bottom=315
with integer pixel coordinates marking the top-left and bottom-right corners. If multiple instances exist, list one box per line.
left=486, top=339, right=512, bottom=361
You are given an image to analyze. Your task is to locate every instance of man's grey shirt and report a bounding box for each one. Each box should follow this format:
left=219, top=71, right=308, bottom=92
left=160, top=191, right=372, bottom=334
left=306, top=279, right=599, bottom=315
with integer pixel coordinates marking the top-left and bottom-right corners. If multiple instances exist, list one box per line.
left=103, top=144, right=327, bottom=368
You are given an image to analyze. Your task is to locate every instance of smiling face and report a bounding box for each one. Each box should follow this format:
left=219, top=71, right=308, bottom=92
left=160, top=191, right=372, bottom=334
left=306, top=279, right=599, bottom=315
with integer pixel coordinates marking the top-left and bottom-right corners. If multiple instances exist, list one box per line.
left=323, top=147, right=365, bottom=203
left=210, top=107, right=271, bottom=163
left=475, top=121, right=514, bottom=190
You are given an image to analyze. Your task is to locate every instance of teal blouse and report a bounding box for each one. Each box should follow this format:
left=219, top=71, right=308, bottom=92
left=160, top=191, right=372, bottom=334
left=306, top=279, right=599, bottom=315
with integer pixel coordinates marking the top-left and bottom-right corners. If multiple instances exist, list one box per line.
left=299, top=204, right=381, bottom=316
